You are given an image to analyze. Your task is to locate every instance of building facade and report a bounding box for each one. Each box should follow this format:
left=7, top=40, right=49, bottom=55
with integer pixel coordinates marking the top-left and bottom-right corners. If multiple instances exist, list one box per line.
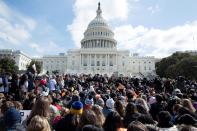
left=0, top=49, right=32, bottom=70
left=0, top=3, right=156, bottom=76
left=41, top=53, right=67, bottom=74
left=66, top=3, right=155, bottom=76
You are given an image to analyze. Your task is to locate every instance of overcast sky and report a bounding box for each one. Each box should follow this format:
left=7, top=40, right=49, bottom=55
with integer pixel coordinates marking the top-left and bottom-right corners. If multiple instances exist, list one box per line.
left=0, top=0, right=197, bottom=58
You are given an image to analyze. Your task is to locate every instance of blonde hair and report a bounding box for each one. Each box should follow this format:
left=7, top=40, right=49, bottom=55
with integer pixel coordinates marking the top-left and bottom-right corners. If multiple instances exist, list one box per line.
left=92, top=105, right=105, bottom=127
left=182, top=99, right=196, bottom=113
left=27, top=115, right=51, bottom=131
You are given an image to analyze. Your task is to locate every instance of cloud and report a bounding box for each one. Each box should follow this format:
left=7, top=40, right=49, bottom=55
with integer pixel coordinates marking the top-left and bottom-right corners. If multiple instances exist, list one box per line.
left=29, top=41, right=65, bottom=56
left=0, top=18, right=31, bottom=44
left=114, top=21, right=197, bottom=58
left=0, top=1, right=36, bottom=45
left=67, top=0, right=130, bottom=48
left=147, top=4, right=159, bottom=14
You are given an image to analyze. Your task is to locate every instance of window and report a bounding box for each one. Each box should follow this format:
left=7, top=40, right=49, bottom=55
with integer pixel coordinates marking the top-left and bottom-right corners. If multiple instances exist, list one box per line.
left=144, top=66, right=146, bottom=70
left=122, top=62, right=125, bottom=66
left=110, top=61, right=113, bottom=66
left=91, top=60, right=94, bottom=66
left=97, top=61, right=100, bottom=66
left=149, top=67, right=151, bottom=70
left=72, top=60, right=75, bottom=65
left=102, top=61, right=105, bottom=66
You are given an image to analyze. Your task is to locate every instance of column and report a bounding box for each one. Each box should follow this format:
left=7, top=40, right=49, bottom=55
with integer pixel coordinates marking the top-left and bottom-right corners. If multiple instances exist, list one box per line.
left=80, top=54, right=82, bottom=65
left=116, top=54, right=118, bottom=66
left=105, top=54, right=107, bottom=70
left=81, top=54, right=83, bottom=66
left=90, top=54, right=91, bottom=68
left=89, top=54, right=90, bottom=68
left=94, top=54, right=96, bottom=66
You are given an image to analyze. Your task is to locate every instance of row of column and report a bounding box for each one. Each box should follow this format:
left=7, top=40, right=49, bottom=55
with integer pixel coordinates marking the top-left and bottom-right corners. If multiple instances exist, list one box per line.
left=81, top=40, right=116, bottom=48
left=80, top=54, right=117, bottom=67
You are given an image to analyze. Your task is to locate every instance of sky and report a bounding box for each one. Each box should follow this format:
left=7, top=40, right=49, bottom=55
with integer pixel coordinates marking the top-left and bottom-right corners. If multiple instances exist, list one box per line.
left=0, top=0, right=197, bottom=58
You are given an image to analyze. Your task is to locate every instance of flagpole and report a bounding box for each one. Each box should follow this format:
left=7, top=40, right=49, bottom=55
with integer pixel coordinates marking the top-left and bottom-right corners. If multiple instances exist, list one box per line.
left=193, top=36, right=196, bottom=51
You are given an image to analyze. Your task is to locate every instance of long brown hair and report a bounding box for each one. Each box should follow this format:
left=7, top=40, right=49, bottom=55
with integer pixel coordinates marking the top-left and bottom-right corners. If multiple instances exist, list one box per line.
left=27, top=96, right=50, bottom=125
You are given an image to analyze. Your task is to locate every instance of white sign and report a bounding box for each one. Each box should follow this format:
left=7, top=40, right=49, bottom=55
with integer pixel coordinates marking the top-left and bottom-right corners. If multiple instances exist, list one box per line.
left=20, top=110, right=31, bottom=123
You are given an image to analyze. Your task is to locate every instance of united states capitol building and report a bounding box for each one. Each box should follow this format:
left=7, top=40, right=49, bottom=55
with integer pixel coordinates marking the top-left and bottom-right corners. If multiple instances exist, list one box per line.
left=41, top=3, right=155, bottom=76
left=0, top=3, right=156, bottom=76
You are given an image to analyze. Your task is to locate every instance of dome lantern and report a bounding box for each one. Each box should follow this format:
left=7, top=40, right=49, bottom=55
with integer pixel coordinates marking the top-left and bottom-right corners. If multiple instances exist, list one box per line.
left=96, top=2, right=102, bottom=17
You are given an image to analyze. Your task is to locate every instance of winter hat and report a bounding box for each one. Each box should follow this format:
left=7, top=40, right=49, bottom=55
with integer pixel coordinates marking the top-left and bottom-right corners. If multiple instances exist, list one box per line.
left=70, top=101, right=83, bottom=115
left=106, top=98, right=115, bottom=109
left=4, top=107, right=21, bottom=127
left=40, top=79, right=46, bottom=85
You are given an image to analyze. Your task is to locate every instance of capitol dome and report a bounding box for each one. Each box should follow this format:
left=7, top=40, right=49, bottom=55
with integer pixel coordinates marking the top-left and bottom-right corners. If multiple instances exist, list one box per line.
left=81, top=2, right=117, bottom=49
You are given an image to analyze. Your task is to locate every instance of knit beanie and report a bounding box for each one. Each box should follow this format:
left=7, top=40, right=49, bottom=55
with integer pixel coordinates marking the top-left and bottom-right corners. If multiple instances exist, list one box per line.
left=70, top=101, right=83, bottom=115
left=106, top=98, right=115, bottom=109
left=4, top=107, right=21, bottom=127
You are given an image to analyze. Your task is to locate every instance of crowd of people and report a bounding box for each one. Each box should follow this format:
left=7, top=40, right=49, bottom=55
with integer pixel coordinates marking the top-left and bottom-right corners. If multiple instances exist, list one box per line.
left=0, top=72, right=197, bottom=131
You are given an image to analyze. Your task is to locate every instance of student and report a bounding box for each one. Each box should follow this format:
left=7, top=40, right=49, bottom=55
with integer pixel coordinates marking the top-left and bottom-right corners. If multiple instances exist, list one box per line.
left=27, top=115, right=51, bottom=131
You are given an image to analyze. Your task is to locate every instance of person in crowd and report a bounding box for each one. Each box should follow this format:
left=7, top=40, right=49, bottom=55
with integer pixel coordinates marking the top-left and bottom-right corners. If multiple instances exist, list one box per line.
left=13, top=101, right=23, bottom=110
left=23, top=92, right=36, bottom=110
left=26, top=96, right=51, bottom=126
left=27, top=115, right=51, bottom=131
left=92, top=105, right=105, bottom=127
left=2, top=72, right=9, bottom=94
left=114, top=100, right=125, bottom=118
left=54, top=101, right=83, bottom=131
left=4, top=106, right=25, bottom=131
left=124, top=102, right=141, bottom=127
left=79, top=109, right=100, bottom=130
left=19, top=74, right=29, bottom=99
left=182, top=99, right=196, bottom=114
left=9, top=73, right=19, bottom=98
left=157, top=111, right=178, bottom=130
left=82, top=124, right=104, bottom=131
left=103, top=98, right=115, bottom=117
left=0, top=72, right=196, bottom=131
left=49, top=75, right=57, bottom=92
left=127, top=121, right=148, bottom=131
left=135, top=98, right=149, bottom=112
left=149, top=94, right=165, bottom=120
left=103, top=111, right=125, bottom=131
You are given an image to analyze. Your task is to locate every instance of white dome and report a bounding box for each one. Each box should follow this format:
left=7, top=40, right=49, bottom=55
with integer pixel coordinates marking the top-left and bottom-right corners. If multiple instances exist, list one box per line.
left=88, top=16, right=109, bottom=29
left=81, top=2, right=117, bottom=49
